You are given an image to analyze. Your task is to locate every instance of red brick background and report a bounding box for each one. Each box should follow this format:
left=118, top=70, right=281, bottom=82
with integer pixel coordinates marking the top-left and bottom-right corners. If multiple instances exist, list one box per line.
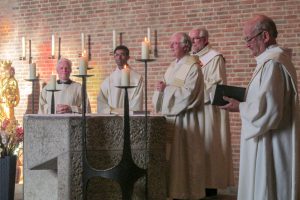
left=1, top=0, right=300, bottom=185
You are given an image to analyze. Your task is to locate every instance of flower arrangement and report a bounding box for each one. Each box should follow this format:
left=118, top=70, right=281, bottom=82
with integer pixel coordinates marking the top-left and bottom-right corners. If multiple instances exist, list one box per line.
left=0, top=118, right=24, bottom=158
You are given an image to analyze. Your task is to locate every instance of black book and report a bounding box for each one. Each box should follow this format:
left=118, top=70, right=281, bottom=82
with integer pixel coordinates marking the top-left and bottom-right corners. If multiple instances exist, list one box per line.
left=210, top=84, right=246, bottom=106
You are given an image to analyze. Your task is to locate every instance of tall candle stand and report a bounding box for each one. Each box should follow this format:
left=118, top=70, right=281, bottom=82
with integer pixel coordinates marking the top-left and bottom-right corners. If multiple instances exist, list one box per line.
left=45, top=89, right=60, bottom=114
left=24, top=78, right=39, bottom=113
left=77, top=78, right=146, bottom=199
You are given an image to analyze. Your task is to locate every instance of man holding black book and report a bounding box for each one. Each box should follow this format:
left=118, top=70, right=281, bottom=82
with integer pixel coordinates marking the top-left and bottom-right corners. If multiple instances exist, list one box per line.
left=189, top=28, right=234, bottom=197
left=221, top=15, right=300, bottom=200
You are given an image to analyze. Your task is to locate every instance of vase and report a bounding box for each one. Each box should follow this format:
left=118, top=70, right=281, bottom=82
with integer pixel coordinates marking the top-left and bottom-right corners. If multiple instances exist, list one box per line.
left=0, top=155, right=17, bottom=200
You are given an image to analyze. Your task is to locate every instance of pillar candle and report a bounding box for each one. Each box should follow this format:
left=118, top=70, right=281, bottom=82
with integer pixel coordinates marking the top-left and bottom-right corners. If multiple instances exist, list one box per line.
left=121, top=65, right=130, bottom=86
left=79, top=50, right=88, bottom=75
left=141, top=37, right=150, bottom=59
left=113, top=30, right=116, bottom=51
left=81, top=33, right=85, bottom=55
left=49, top=74, right=56, bottom=90
left=22, top=37, right=26, bottom=58
left=29, top=63, right=36, bottom=79
left=51, top=34, right=55, bottom=57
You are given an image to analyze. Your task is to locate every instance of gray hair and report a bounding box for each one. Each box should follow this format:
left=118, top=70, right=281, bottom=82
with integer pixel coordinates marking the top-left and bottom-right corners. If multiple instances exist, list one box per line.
left=179, top=32, right=192, bottom=53
left=57, top=57, right=72, bottom=69
left=255, top=15, right=278, bottom=38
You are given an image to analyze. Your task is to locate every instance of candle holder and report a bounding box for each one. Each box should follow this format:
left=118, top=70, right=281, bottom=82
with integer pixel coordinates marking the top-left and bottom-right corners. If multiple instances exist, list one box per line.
left=25, top=78, right=39, bottom=113
left=154, top=30, right=158, bottom=58
left=19, top=56, right=26, bottom=60
left=45, top=89, right=61, bottom=114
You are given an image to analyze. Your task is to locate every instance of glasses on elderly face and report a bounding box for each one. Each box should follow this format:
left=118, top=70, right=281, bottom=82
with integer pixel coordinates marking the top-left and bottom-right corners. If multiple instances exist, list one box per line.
left=244, top=31, right=263, bottom=43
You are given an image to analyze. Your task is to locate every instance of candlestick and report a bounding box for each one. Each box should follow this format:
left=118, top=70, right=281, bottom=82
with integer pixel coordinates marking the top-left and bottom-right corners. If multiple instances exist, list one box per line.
left=81, top=33, right=85, bottom=55
left=22, top=37, right=26, bottom=58
left=141, top=37, right=150, bottom=59
left=147, top=27, right=151, bottom=42
left=154, top=29, right=158, bottom=57
left=113, top=30, right=116, bottom=51
left=51, top=34, right=55, bottom=57
left=79, top=50, right=88, bottom=75
left=88, top=35, right=91, bottom=61
left=49, top=74, right=56, bottom=90
left=29, top=63, right=36, bottom=79
left=121, top=65, right=130, bottom=86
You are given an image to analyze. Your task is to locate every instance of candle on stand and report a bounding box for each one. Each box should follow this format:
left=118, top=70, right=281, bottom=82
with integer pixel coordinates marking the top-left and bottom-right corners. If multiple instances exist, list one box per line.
left=141, top=37, right=150, bottom=59
left=79, top=50, right=88, bottom=75
left=29, top=63, right=36, bottom=79
left=22, top=37, right=26, bottom=58
left=112, top=30, right=116, bottom=51
left=121, top=65, right=130, bottom=86
left=51, top=34, right=55, bottom=57
left=49, top=74, right=56, bottom=90
left=81, top=33, right=85, bottom=55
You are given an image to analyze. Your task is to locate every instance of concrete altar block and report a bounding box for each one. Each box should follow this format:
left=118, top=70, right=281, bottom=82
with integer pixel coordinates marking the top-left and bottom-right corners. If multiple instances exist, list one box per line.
left=24, top=114, right=167, bottom=200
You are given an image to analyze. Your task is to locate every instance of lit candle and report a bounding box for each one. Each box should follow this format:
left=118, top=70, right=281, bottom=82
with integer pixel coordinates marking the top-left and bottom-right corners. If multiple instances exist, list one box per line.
left=51, top=34, right=55, bottom=57
left=112, top=30, right=116, bottom=51
left=147, top=27, right=151, bottom=42
left=121, top=65, right=130, bottom=86
left=81, top=33, right=85, bottom=55
left=29, top=63, right=36, bottom=79
left=141, top=37, right=150, bottom=59
left=79, top=50, right=88, bottom=75
left=22, top=37, right=26, bottom=58
left=49, top=74, right=56, bottom=90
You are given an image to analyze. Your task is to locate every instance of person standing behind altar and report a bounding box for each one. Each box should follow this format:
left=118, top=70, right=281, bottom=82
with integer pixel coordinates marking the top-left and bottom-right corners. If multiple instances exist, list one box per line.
left=97, top=45, right=144, bottom=114
left=152, top=32, right=205, bottom=200
left=221, top=15, right=300, bottom=200
left=38, top=57, right=91, bottom=114
left=189, top=28, right=234, bottom=197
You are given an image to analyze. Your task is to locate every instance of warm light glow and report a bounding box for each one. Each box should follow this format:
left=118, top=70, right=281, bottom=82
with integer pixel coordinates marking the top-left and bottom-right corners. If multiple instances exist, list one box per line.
left=147, top=27, right=151, bottom=42
left=124, top=64, right=127, bottom=69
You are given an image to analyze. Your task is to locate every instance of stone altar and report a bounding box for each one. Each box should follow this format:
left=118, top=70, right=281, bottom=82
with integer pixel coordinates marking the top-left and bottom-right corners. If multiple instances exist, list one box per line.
left=24, top=114, right=167, bottom=200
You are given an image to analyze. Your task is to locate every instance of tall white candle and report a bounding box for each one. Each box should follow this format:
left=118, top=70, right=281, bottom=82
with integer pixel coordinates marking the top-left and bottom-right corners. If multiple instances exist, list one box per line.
left=51, top=34, right=55, bottom=57
left=79, top=51, right=88, bottom=75
left=81, top=33, right=85, bottom=55
left=49, top=74, right=56, bottom=90
left=22, top=37, right=26, bottom=58
left=141, top=37, right=150, bottom=59
left=147, top=27, right=151, bottom=42
left=121, top=65, right=130, bottom=86
left=29, top=63, right=36, bottom=79
left=113, top=30, right=116, bottom=51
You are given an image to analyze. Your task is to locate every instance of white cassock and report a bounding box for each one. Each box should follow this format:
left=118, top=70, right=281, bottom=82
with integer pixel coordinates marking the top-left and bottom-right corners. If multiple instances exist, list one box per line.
left=38, top=80, right=91, bottom=114
left=238, top=45, right=300, bottom=200
left=152, top=55, right=206, bottom=199
left=97, top=67, right=143, bottom=114
left=192, top=45, right=234, bottom=188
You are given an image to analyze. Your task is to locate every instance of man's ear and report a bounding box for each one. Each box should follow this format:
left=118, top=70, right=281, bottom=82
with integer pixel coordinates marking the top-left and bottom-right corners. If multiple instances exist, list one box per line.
left=262, top=31, right=270, bottom=43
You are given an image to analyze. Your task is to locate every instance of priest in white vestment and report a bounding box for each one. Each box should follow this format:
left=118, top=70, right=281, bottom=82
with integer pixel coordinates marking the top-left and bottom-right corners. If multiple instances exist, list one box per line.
left=38, top=58, right=91, bottom=114
left=97, top=45, right=143, bottom=114
left=221, top=15, right=300, bottom=200
left=152, top=32, right=205, bottom=199
left=189, top=28, right=234, bottom=196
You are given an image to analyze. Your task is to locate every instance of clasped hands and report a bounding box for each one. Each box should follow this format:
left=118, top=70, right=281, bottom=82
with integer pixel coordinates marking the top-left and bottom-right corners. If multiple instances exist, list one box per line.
left=156, top=81, right=166, bottom=92
left=56, top=104, right=72, bottom=114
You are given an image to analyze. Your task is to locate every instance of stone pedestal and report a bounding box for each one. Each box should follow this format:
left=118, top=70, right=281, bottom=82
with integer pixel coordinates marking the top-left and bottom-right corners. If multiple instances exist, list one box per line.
left=24, top=114, right=167, bottom=200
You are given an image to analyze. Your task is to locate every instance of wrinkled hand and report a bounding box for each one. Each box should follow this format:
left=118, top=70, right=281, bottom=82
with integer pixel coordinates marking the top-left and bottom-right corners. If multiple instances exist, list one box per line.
left=56, top=104, right=72, bottom=114
left=156, top=81, right=166, bottom=92
left=219, top=96, right=240, bottom=112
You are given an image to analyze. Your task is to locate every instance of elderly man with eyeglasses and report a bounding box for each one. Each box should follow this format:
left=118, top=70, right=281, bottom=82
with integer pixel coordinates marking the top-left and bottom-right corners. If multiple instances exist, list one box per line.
left=97, top=45, right=144, bottom=114
left=152, top=32, right=205, bottom=200
left=189, top=28, right=234, bottom=198
left=221, top=15, right=300, bottom=200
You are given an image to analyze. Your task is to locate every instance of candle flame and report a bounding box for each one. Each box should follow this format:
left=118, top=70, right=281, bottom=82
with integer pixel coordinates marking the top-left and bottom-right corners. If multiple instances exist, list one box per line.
left=144, top=37, right=148, bottom=42
left=82, top=49, right=87, bottom=57
left=124, top=64, right=127, bottom=69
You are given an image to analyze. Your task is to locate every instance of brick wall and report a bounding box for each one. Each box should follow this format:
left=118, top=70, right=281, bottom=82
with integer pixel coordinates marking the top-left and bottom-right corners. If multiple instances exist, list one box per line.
left=1, top=0, right=300, bottom=186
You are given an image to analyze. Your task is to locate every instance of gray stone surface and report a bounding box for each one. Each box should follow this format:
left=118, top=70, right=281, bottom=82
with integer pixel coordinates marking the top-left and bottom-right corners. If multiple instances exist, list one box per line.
left=24, top=114, right=167, bottom=200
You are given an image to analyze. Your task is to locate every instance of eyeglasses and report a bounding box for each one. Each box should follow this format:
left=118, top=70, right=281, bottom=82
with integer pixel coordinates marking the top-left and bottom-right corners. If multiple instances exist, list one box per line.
left=191, top=36, right=205, bottom=41
left=244, top=31, right=263, bottom=43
